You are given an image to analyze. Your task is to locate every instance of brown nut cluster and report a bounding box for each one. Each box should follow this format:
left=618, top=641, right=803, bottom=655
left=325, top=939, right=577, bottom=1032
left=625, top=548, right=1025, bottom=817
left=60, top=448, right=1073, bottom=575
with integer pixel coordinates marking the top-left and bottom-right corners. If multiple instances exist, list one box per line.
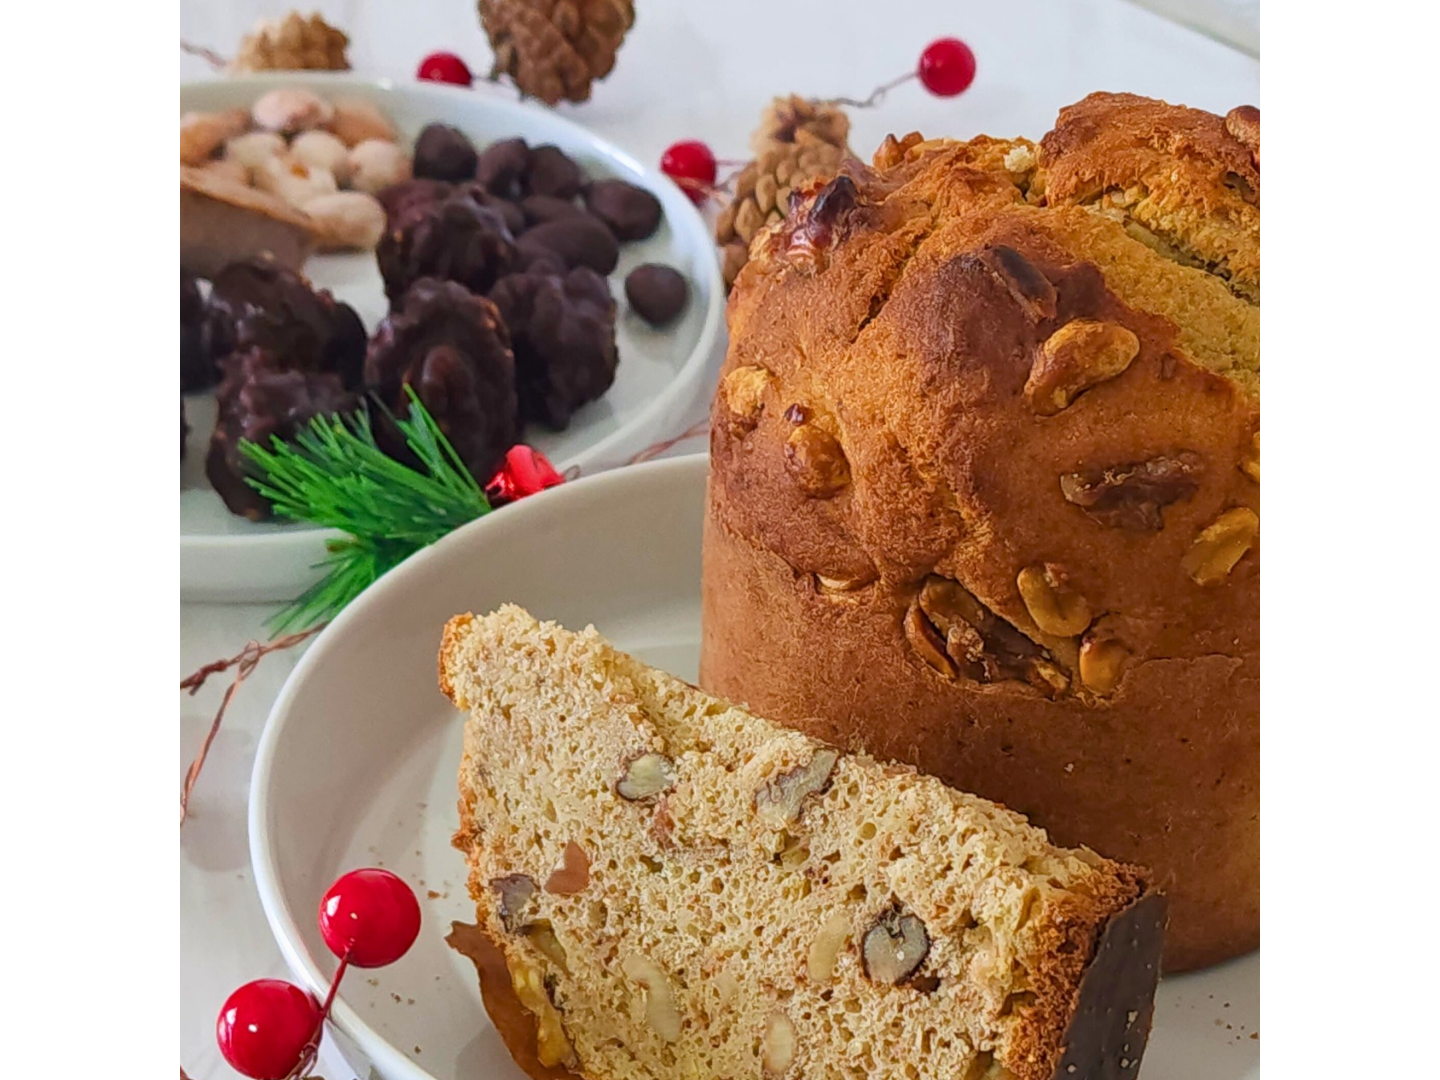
left=720, top=364, right=771, bottom=432
left=784, top=423, right=851, bottom=497
left=1060, top=452, right=1203, bottom=531
left=860, top=906, right=930, bottom=985
left=754, top=749, right=840, bottom=827
left=1079, top=627, right=1131, bottom=695
left=910, top=575, right=1068, bottom=696
left=1025, top=318, right=1141, bottom=415
left=1016, top=563, right=1092, bottom=637
left=1182, top=507, right=1259, bottom=585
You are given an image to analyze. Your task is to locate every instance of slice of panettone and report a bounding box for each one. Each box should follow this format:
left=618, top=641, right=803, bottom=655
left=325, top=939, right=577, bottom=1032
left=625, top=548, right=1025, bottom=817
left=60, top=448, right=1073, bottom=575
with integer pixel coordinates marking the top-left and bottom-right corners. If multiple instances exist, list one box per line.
left=441, top=605, right=1165, bottom=1080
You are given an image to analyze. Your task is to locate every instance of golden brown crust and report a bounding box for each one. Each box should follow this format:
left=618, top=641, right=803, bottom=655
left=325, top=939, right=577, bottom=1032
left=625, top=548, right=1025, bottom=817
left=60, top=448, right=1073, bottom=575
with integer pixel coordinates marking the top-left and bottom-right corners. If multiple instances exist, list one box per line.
left=701, top=94, right=1259, bottom=972
left=1033, top=92, right=1259, bottom=300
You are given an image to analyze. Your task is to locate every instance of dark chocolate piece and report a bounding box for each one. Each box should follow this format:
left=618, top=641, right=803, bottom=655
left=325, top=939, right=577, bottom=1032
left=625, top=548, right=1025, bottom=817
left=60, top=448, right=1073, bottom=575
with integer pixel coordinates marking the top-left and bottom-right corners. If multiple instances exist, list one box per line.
left=518, top=216, right=619, bottom=275
left=474, top=137, right=531, bottom=199
left=205, top=258, right=367, bottom=388
left=376, top=194, right=518, bottom=303
left=583, top=178, right=662, bottom=242
left=376, top=177, right=453, bottom=227
left=624, top=263, right=688, bottom=326
left=181, top=271, right=213, bottom=391
left=414, top=123, right=480, bottom=182
left=365, top=277, right=519, bottom=483
left=520, top=194, right=585, bottom=227
left=526, top=145, right=583, bottom=200
left=1048, top=890, right=1167, bottom=1080
left=489, top=266, right=617, bottom=430
left=206, top=347, right=357, bottom=520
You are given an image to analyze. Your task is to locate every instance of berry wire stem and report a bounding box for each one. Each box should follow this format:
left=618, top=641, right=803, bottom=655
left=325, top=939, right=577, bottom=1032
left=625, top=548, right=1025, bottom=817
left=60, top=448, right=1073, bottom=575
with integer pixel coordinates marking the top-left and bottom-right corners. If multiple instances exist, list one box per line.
left=180, top=39, right=229, bottom=70
left=826, top=70, right=918, bottom=109
left=179, top=624, right=326, bottom=825
left=284, top=953, right=352, bottom=1080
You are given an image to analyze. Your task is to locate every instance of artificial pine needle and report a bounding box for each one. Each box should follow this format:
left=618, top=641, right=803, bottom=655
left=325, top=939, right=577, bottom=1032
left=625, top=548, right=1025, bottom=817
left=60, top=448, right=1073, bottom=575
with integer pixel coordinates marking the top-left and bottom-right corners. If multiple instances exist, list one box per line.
left=238, top=388, right=491, bottom=634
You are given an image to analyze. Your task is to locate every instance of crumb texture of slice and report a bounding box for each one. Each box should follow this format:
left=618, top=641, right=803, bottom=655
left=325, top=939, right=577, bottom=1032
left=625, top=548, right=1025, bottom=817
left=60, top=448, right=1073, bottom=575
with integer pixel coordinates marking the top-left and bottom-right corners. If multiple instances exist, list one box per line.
left=441, top=605, right=1163, bottom=1080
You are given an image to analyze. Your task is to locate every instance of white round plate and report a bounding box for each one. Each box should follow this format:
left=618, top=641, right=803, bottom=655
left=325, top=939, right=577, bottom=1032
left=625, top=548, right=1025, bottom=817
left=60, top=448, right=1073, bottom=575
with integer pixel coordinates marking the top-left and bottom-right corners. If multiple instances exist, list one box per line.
left=180, top=74, right=725, bottom=603
left=251, top=455, right=1260, bottom=1080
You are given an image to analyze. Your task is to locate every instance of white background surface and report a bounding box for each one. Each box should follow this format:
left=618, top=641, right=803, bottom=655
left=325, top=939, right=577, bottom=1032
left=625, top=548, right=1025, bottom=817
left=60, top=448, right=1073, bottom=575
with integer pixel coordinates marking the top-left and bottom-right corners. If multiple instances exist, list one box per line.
left=180, top=2, right=1258, bottom=1077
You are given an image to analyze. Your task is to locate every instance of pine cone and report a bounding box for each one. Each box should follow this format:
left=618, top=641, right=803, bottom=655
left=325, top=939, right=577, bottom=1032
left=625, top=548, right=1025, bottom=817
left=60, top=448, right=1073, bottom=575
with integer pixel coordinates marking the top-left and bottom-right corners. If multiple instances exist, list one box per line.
left=715, top=131, right=848, bottom=290
left=751, top=95, right=850, bottom=156
left=479, top=0, right=635, bottom=106
left=231, top=11, right=350, bottom=73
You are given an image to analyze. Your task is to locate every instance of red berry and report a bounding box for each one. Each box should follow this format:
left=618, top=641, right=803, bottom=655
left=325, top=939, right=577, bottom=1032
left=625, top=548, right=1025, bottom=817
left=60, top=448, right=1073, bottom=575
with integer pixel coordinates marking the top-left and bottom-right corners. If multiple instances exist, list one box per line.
left=216, top=979, right=322, bottom=1080
left=417, top=52, right=474, bottom=87
left=660, top=140, right=717, bottom=205
left=486, top=446, right=565, bottom=506
left=318, top=868, right=421, bottom=968
left=918, top=37, right=977, bottom=97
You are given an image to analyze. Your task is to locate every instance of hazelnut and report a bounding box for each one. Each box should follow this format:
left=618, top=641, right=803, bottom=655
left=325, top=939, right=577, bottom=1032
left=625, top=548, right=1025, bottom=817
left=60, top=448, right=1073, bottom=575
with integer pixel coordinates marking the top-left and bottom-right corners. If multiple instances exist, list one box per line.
left=544, top=840, right=591, bottom=895
left=223, top=131, right=287, bottom=173
left=785, top=424, right=851, bottom=497
left=617, top=753, right=676, bottom=802
left=761, top=1012, right=798, bottom=1076
left=180, top=109, right=250, bottom=166
left=253, top=154, right=338, bottom=208
left=1079, top=631, right=1130, bottom=695
left=1029, top=658, right=1072, bottom=698
left=329, top=97, right=398, bottom=147
left=348, top=138, right=412, bottom=195
left=305, top=191, right=386, bottom=250
left=1181, top=507, right=1259, bottom=585
left=721, top=365, right=770, bottom=430
left=904, top=600, right=956, bottom=678
left=755, top=748, right=839, bottom=827
left=861, top=907, right=930, bottom=985
left=490, top=873, right=538, bottom=932
left=1026, top=319, right=1141, bottom=415
left=507, top=953, right=578, bottom=1068
left=806, top=912, right=850, bottom=983
left=1016, top=563, right=1092, bottom=637
left=290, top=130, right=351, bottom=185
left=621, top=953, right=682, bottom=1043
left=1241, top=431, right=1260, bottom=482
left=522, top=919, right=569, bottom=970
left=251, top=87, right=335, bottom=135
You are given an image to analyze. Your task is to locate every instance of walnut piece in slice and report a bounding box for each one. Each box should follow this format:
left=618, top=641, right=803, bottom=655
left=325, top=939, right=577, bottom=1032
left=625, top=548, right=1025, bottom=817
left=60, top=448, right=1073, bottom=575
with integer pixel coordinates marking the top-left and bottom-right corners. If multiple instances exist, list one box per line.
left=621, top=952, right=683, bottom=1042
left=617, top=753, right=676, bottom=802
left=755, top=749, right=839, bottom=827
left=490, top=874, right=538, bottom=932
left=544, top=841, right=591, bottom=895
left=861, top=906, right=930, bottom=985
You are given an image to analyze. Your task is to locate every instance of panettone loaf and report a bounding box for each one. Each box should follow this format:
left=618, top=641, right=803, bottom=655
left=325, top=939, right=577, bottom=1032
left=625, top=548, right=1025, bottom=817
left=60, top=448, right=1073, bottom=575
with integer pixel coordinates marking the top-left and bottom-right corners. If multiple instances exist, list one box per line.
left=699, top=92, right=1258, bottom=972
left=442, top=606, right=1166, bottom=1080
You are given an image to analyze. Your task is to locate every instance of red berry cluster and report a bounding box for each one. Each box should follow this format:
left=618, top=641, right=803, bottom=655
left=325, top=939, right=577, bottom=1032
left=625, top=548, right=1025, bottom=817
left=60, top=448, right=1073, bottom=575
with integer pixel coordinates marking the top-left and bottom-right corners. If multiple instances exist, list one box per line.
left=216, top=869, right=421, bottom=1079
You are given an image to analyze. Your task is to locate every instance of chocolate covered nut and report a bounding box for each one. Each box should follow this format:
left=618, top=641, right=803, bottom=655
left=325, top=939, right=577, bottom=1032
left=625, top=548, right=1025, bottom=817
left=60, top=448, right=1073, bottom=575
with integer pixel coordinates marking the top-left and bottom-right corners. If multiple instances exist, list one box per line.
left=584, top=179, right=663, bottom=241
left=526, top=144, right=583, bottom=199
left=414, top=123, right=480, bottom=182
left=376, top=194, right=518, bottom=302
left=624, top=264, right=689, bottom=326
left=475, top=137, right=531, bottom=198
left=520, top=194, right=585, bottom=226
left=520, top=216, right=619, bottom=274
left=376, top=178, right=453, bottom=226
left=450, top=181, right=526, bottom=236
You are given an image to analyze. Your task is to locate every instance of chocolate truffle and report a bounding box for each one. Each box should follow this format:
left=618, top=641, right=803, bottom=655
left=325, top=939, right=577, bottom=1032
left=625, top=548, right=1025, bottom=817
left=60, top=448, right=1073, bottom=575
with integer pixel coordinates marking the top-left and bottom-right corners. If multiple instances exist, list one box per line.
left=584, top=178, right=663, bottom=241
left=624, top=263, right=689, bottom=326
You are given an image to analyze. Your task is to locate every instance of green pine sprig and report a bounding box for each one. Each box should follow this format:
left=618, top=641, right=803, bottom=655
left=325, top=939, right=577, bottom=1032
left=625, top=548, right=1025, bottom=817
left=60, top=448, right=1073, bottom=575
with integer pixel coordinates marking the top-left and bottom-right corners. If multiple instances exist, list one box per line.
left=239, top=387, right=491, bottom=635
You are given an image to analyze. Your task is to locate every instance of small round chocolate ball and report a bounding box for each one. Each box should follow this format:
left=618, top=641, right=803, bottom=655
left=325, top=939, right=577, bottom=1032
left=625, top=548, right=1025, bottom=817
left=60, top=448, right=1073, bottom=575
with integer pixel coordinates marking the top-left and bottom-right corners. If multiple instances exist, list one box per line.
left=584, top=179, right=663, bottom=242
left=413, top=123, right=479, bottom=182
left=625, top=264, right=689, bottom=327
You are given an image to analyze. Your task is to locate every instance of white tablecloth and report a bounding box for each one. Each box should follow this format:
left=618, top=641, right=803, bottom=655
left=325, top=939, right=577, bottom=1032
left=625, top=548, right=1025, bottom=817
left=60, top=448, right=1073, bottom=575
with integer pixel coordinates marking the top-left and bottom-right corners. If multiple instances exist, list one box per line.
left=179, top=3, right=1258, bottom=1075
